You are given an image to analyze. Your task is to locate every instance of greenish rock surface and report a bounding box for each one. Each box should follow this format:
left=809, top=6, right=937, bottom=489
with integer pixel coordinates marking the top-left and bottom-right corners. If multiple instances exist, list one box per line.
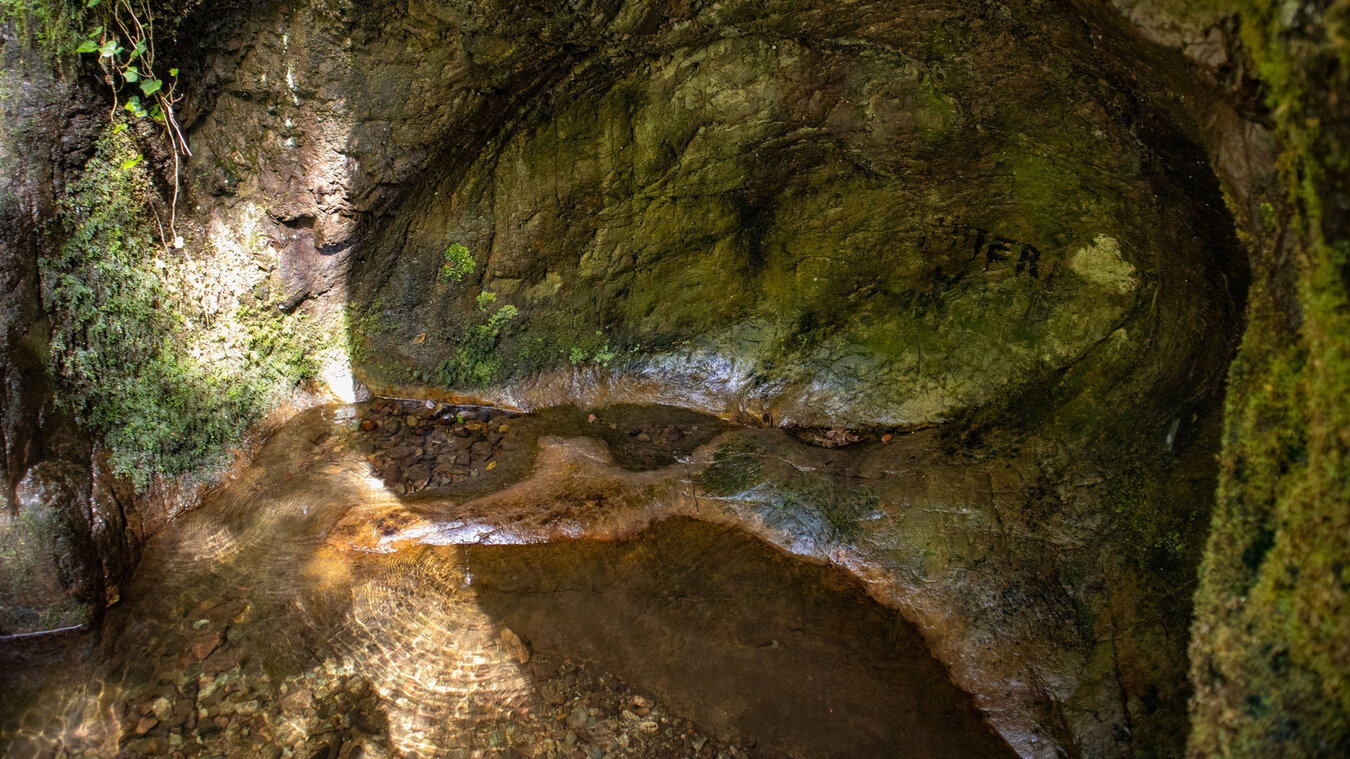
left=8, top=0, right=1349, bottom=756
left=1169, top=2, right=1350, bottom=757
left=349, top=23, right=1213, bottom=428
left=172, top=6, right=1242, bottom=756
left=0, top=461, right=93, bottom=634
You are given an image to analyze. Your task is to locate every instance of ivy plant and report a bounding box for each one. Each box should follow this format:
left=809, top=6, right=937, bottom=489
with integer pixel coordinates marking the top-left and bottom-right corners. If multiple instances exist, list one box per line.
left=73, top=0, right=190, bottom=245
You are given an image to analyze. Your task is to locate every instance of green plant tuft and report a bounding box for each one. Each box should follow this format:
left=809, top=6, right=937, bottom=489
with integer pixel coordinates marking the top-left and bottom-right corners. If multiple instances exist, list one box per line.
left=475, top=290, right=495, bottom=311
left=0, top=0, right=87, bottom=63
left=439, top=243, right=474, bottom=283
left=436, top=302, right=518, bottom=387
left=41, top=123, right=315, bottom=490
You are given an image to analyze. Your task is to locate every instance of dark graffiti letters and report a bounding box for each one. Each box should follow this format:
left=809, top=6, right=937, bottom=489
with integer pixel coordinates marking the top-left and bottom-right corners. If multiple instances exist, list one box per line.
left=924, top=218, right=1043, bottom=280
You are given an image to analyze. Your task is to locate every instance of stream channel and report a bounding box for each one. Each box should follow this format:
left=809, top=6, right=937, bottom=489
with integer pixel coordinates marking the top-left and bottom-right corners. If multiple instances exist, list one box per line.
left=2, top=400, right=1014, bottom=758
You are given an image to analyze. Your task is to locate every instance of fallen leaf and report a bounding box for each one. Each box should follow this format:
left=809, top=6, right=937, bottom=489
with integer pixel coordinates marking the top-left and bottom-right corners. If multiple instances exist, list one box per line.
left=881, top=434, right=893, bottom=442
left=414, top=333, right=427, bottom=344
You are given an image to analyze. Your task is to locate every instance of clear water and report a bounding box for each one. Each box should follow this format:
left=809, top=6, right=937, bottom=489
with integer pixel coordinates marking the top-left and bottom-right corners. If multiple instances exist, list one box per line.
left=1, top=402, right=1012, bottom=758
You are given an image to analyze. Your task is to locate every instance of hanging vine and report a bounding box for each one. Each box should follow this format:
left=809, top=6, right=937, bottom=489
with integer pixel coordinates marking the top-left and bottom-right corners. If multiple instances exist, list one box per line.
left=74, top=0, right=190, bottom=247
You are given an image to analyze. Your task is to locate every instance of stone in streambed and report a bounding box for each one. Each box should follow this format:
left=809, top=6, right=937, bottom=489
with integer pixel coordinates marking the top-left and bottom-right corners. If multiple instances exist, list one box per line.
left=134, top=715, right=159, bottom=736
left=173, top=698, right=197, bottom=729
left=567, top=706, right=589, bottom=729
left=499, top=627, right=531, bottom=664
left=385, top=445, right=418, bottom=460
left=203, top=648, right=243, bottom=674
left=191, top=631, right=223, bottom=660
left=404, top=466, right=431, bottom=489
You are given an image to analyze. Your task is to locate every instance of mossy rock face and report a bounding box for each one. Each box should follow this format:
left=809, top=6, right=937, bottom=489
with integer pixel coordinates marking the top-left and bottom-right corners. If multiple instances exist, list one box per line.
left=7, top=0, right=1250, bottom=755
left=352, top=27, right=1218, bottom=428
left=0, top=462, right=97, bottom=634
left=308, top=10, right=1243, bottom=751
left=1177, top=1, right=1350, bottom=756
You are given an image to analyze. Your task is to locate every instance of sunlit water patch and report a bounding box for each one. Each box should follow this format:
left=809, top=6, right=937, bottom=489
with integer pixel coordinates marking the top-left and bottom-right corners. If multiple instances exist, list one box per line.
left=1, top=402, right=1012, bottom=758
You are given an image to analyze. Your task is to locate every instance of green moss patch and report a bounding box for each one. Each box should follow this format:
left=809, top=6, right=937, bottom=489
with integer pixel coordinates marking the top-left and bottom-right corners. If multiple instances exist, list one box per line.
left=1188, top=2, right=1350, bottom=755
left=41, top=124, right=317, bottom=489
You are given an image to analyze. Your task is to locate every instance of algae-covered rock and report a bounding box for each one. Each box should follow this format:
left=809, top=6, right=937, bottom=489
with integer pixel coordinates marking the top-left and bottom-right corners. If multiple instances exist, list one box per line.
left=1178, top=2, right=1350, bottom=756
left=169, top=1, right=1244, bottom=756
left=348, top=21, right=1213, bottom=428
left=0, top=462, right=96, bottom=634
left=0, top=0, right=1299, bottom=756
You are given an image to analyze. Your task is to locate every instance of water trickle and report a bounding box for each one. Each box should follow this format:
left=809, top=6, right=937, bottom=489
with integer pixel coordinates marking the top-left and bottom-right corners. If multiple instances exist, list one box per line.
left=2, top=402, right=1011, bottom=758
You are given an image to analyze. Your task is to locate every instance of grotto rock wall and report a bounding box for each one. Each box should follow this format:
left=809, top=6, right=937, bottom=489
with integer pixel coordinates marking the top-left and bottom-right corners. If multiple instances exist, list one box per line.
left=0, top=4, right=334, bottom=638
left=0, top=27, right=133, bottom=634
left=171, top=2, right=1248, bottom=756
left=8, top=0, right=1346, bottom=757
left=1117, top=2, right=1350, bottom=756
left=1058, top=2, right=1350, bottom=755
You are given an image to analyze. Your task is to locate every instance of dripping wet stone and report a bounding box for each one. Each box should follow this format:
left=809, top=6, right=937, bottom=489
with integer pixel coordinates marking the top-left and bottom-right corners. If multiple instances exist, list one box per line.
left=353, top=400, right=519, bottom=494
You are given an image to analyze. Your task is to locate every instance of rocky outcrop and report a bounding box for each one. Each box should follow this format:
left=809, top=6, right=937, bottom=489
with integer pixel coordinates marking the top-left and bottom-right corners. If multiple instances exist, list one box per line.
left=0, top=3, right=341, bottom=637
left=3, top=0, right=1345, bottom=756
left=0, top=26, right=118, bottom=635
left=1125, top=3, right=1350, bottom=757
left=165, top=3, right=1249, bottom=756
left=1058, top=3, right=1350, bottom=755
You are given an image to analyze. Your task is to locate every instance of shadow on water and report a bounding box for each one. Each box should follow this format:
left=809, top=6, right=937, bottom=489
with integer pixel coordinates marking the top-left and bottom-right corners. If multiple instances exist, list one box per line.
left=465, top=517, right=1015, bottom=759
left=1, top=402, right=1013, bottom=758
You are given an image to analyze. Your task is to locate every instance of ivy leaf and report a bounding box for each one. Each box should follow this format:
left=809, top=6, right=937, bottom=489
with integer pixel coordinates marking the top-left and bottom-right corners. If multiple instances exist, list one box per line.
left=86, top=0, right=101, bottom=7
left=123, top=66, right=139, bottom=83
left=75, top=40, right=98, bottom=54
left=169, top=68, right=178, bottom=77
left=120, top=154, right=143, bottom=171
left=98, top=40, right=120, bottom=57
left=139, top=78, right=162, bottom=96
left=111, top=123, right=127, bottom=134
